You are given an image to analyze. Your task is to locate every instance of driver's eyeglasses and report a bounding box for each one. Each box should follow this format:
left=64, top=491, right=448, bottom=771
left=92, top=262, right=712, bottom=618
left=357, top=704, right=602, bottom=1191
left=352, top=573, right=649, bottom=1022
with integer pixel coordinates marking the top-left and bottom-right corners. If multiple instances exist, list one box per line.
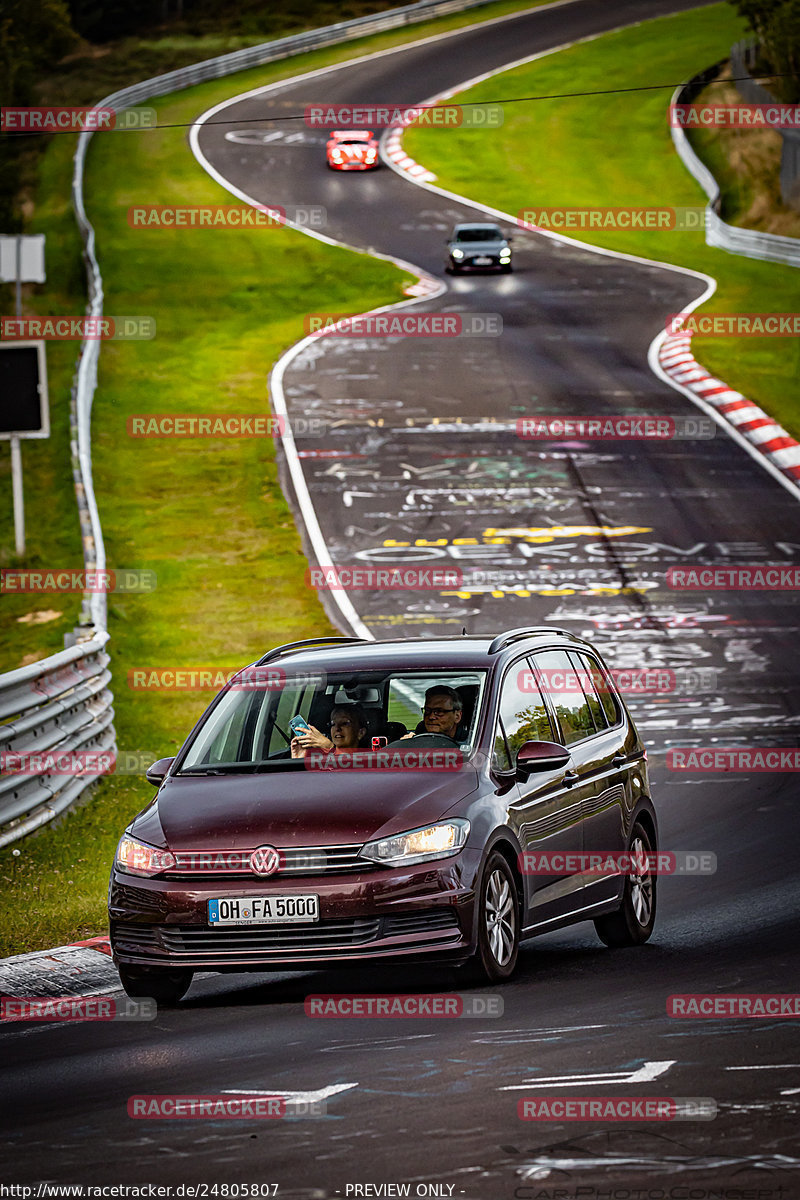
left=422, top=706, right=454, bottom=716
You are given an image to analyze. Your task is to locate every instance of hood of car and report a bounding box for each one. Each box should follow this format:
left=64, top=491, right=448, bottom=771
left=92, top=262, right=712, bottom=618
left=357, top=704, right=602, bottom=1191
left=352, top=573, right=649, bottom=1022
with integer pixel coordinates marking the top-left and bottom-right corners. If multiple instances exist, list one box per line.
left=130, top=766, right=480, bottom=851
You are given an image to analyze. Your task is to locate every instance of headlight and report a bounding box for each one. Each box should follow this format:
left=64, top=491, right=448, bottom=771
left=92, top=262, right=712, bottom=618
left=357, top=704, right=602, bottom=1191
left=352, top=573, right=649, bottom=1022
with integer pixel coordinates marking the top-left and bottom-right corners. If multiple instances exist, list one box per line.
left=499, top=250, right=511, bottom=260
left=451, top=248, right=464, bottom=259
left=359, top=819, right=469, bottom=867
left=115, top=834, right=176, bottom=877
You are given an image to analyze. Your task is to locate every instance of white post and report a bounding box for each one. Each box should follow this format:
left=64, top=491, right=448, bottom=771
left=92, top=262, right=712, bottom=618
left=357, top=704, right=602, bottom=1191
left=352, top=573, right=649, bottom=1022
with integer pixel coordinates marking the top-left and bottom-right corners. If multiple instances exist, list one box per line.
left=15, top=235, right=22, bottom=318
left=10, top=436, right=25, bottom=556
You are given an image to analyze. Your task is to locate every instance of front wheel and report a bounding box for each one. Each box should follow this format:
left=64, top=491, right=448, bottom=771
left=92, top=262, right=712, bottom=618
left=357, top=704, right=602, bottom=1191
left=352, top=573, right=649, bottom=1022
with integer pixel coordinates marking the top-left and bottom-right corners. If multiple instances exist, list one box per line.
left=468, top=851, right=520, bottom=981
left=594, top=822, right=657, bottom=947
left=118, top=965, right=193, bottom=1006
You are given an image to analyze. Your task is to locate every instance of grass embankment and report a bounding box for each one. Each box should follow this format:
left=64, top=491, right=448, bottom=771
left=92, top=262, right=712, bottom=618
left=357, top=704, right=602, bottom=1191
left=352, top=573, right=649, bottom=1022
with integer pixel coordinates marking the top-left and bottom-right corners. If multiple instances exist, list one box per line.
left=0, top=0, right=559, bottom=954
left=688, top=70, right=800, bottom=240
left=404, top=3, right=800, bottom=439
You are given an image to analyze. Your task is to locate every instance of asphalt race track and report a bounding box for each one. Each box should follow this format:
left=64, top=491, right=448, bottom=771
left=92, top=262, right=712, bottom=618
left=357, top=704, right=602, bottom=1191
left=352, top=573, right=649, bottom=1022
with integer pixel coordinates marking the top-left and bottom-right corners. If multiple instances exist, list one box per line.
left=3, top=1, right=800, bottom=1196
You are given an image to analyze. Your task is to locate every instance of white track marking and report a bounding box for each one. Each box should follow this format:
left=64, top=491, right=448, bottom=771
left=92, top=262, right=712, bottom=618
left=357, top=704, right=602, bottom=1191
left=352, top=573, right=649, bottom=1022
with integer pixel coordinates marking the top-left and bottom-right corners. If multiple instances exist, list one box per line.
left=498, top=1059, right=676, bottom=1088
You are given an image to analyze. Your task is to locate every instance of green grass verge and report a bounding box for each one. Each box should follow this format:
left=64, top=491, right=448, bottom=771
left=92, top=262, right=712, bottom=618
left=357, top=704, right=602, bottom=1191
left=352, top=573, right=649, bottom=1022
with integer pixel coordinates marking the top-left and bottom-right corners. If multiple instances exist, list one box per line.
left=404, top=2, right=800, bottom=440
left=0, top=0, right=559, bottom=955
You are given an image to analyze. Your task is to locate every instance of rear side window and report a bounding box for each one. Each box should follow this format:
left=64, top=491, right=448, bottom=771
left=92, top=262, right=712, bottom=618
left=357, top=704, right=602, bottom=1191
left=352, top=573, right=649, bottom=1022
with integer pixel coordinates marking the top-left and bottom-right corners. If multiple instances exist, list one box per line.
left=567, top=650, right=607, bottom=732
left=532, top=649, right=596, bottom=746
left=580, top=653, right=620, bottom=727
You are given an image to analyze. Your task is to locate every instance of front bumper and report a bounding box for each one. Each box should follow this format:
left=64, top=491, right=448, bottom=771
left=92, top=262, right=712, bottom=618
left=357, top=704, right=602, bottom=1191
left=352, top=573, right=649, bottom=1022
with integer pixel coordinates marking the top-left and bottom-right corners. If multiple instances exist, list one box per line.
left=328, top=159, right=379, bottom=171
left=109, top=854, right=478, bottom=971
left=450, top=255, right=509, bottom=271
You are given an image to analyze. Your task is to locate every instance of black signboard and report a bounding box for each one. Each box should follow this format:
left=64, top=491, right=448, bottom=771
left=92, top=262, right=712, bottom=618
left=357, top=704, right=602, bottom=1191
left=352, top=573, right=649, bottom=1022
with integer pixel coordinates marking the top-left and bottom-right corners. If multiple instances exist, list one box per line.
left=0, top=341, right=49, bottom=438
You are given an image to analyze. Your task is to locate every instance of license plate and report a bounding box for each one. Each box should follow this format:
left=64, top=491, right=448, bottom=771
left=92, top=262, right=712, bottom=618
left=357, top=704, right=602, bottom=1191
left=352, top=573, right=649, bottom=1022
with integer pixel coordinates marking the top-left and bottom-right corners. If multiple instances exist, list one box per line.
left=473, top=256, right=492, bottom=265
left=208, top=895, right=319, bottom=926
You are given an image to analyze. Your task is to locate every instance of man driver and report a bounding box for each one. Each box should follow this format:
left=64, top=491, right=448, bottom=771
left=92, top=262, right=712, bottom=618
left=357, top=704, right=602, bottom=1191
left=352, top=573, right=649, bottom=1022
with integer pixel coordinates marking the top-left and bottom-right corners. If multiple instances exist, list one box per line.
left=402, top=685, right=463, bottom=743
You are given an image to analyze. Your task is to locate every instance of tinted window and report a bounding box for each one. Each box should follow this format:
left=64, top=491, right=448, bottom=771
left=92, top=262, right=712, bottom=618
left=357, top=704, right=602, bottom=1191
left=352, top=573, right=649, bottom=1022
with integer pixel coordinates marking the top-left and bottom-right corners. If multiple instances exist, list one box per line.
left=532, top=650, right=596, bottom=746
left=497, top=660, right=555, bottom=763
left=585, top=655, right=620, bottom=726
left=454, top=227, right=502, bottom=242
left=567, top=650, right=607, bottom=732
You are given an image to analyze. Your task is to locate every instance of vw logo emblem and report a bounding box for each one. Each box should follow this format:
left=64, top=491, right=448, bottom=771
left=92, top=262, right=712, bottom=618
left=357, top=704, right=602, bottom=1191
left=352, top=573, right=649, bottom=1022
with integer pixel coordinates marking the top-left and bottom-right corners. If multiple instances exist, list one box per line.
left=250, top=845, right=280, bottom=876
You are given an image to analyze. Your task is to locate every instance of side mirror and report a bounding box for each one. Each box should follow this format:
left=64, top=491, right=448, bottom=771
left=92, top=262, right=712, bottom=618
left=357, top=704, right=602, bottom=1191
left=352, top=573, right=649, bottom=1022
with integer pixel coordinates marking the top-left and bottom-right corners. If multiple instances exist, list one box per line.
left=516, top=740, right=570, bottom=777
left=506, top=234, right=514, bottom=242
left=145, top=756, right=175, bottom=787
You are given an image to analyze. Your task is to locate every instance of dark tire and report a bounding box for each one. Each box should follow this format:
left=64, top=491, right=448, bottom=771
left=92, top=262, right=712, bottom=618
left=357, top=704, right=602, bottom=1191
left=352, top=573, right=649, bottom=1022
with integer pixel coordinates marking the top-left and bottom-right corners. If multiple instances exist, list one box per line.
left=118, top=965, right=193, bottom=1006
left=501, top=265, right=513, bottom=274
left=468, top=850, right=520, bottom=981
left=594, top=822, right=657, bottom=947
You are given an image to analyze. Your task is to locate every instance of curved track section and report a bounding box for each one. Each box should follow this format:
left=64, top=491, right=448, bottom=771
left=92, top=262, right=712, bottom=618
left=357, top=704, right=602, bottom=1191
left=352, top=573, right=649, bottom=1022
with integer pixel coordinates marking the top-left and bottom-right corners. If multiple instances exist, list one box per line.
left=3, top=5, right=800, bottom=1194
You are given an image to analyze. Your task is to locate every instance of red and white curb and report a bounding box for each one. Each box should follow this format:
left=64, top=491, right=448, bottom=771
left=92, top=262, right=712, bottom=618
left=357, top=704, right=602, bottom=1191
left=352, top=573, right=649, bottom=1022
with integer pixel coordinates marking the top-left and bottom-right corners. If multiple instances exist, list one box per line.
left=0, top=935, right=120, bottom=1000
left=659, top=332, right=800, bottom=485
left=383, top=125, right=437, bottom=183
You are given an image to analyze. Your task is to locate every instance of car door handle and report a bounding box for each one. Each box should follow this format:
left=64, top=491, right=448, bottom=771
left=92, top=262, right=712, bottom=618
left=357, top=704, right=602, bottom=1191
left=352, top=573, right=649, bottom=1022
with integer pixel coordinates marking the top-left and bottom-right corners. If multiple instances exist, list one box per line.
left=563, top=770, right=580, bottom=787
left=612, top=754, right=627, bottom=767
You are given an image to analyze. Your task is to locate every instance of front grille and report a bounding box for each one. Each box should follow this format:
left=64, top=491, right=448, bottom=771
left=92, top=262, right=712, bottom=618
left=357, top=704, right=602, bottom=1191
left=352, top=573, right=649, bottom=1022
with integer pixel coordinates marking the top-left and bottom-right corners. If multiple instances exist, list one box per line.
left=166, top=843, right=373, bottom=878
left=383, top=910, right=459, bottom=937
left=112, top=909, right=462, bottom=960
left=112, top=923, right=161, bottom=951
left=161, top=917, right=380, bottom=956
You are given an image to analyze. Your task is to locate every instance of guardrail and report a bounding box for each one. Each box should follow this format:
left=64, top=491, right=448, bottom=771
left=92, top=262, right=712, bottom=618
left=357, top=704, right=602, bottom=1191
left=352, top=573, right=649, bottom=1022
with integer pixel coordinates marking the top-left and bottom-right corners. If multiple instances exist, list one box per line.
left=0, top=632, right=114, bottom=848
left=1, top=0, right=501, bottom=846
left=671, top=65, right=800, bottom=268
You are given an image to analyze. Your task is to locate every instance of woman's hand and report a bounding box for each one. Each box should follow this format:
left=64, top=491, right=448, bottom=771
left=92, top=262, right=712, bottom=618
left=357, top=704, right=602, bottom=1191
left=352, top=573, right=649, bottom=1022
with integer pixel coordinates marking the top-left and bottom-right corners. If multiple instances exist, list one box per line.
left=294, top=724, right=334, bottom=753
left=290, top=737, right=306, bottom=759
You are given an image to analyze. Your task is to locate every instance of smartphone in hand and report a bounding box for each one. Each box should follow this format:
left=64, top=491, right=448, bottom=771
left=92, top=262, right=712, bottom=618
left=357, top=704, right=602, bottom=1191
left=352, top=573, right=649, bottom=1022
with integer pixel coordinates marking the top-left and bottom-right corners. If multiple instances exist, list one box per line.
left=289, top=715, right=312, bottom=737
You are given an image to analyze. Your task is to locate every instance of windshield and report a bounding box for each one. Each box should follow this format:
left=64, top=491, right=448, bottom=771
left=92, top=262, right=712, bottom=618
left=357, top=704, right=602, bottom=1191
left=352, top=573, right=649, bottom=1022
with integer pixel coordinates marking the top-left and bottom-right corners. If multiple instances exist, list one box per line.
left=178, top=670, right=487, bottom=772
left=454, top=227, right=503, bottom=242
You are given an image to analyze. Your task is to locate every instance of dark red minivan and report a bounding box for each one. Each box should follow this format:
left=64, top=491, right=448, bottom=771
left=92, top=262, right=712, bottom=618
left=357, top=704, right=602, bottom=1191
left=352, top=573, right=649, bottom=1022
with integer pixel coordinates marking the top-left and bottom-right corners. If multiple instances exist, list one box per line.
left=109, top=629, right=658, bottom=1004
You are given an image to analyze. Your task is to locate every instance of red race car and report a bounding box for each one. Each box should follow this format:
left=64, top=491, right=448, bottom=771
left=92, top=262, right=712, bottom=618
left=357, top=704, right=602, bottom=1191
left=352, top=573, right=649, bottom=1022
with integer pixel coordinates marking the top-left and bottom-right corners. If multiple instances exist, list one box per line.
left=326, top=130, right=379, bottom=171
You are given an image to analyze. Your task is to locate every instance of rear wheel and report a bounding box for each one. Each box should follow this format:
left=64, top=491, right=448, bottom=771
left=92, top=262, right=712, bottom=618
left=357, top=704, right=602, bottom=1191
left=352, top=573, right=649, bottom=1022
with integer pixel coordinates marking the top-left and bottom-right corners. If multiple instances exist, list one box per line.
left=594, top=822, right=657, bottom=947
left=468, top=851, right=520, bottom=981
left=118, top=965, right=193, bottom=1006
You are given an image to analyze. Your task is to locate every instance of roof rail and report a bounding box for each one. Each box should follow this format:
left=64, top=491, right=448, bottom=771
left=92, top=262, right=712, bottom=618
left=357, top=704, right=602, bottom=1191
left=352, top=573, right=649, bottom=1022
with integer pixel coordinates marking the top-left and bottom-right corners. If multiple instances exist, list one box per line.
left=257, top=636, right=368, bottom=666
left=487, top=627, right=567, bottom=655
